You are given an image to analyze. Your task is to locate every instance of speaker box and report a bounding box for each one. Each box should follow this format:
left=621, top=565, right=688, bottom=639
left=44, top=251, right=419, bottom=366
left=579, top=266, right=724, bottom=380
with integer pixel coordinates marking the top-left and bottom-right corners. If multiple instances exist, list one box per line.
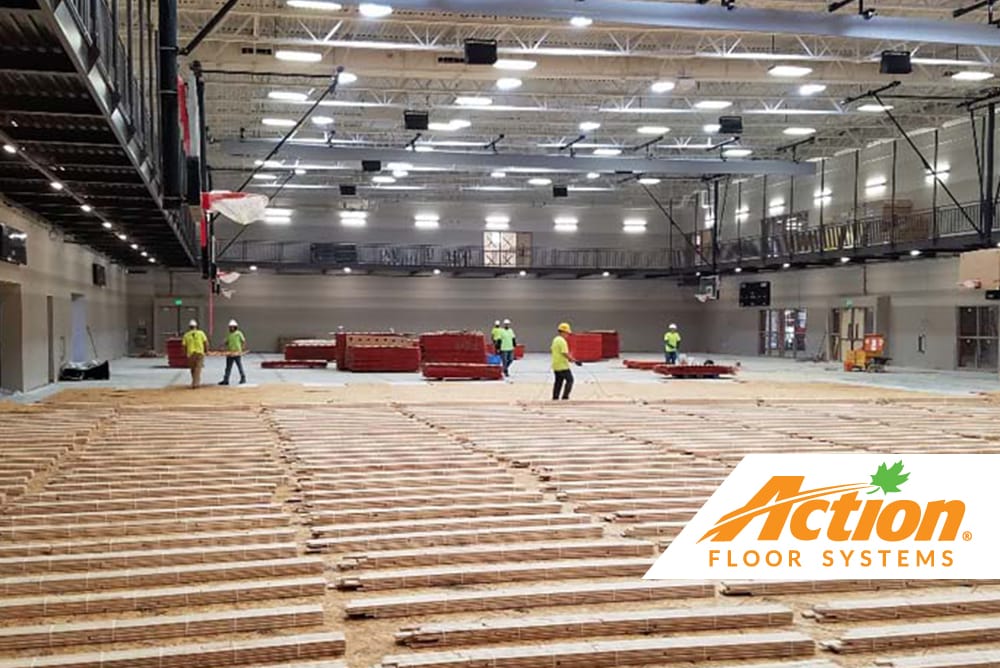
left=719, top=115, right=743, bottom=135
left=880, top=50, right=912, bottom=75
left=464, top=39, right=498, bottom=65
left=339, top=184, right=357, bottom=196
left=404, top=110, right=429, bottom=131
left=739, top=281, right=771, bottom=308
left=553, top=185, right=568, bottom=198
left=185, top=157, right=201, bottom=205
left=361, top=160, right=381, bottom=173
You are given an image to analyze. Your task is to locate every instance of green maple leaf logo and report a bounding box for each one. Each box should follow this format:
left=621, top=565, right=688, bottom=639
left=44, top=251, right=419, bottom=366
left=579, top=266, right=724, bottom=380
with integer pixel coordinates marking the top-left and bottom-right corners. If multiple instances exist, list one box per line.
left=868, top=460, right=909, bottom=494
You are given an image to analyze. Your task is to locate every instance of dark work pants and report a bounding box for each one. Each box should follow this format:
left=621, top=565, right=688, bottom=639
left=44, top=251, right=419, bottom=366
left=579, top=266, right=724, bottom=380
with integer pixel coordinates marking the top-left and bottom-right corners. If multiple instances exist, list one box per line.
left=665, top=350, right=678, bottom=364
left=552, top=369, right=574, bottom=400
left=224, top=355, right=246, bottom=382
left=501, top=350, right=514, bottom=376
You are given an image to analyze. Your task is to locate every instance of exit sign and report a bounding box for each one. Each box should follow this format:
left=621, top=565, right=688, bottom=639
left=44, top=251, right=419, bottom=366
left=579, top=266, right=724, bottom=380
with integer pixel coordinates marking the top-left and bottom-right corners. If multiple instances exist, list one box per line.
left=173, top=298, right=183, bottom=306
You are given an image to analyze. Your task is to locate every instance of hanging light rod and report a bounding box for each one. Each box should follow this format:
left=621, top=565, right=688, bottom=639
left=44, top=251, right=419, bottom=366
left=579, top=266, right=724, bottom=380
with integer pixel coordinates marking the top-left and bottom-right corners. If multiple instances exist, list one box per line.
left=953, top=0, right=992, bottom=18
left=842, top=80, right=901, bottom=106
left=559, top=134, right=587, bottom=156
left=484, top=133, right=506, bottom=153
left=629, top=134, right=668, bottom=153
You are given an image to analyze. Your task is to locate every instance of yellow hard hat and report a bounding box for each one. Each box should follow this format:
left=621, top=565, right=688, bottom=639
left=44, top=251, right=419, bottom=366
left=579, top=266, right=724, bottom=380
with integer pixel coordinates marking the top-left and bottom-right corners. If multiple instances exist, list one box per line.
left=558, top=322, right=572, bottom=333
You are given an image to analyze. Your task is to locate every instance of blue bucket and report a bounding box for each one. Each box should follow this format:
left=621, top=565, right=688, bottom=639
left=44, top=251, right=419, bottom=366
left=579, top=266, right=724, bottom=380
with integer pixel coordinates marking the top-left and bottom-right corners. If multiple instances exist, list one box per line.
left=487, top=354, right=502, bottom=365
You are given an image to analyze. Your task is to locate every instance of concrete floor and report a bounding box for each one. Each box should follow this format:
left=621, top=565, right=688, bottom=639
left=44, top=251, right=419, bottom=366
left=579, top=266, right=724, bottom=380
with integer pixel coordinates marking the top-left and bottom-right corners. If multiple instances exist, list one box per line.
left=7, top=352, right=1000, bottom=403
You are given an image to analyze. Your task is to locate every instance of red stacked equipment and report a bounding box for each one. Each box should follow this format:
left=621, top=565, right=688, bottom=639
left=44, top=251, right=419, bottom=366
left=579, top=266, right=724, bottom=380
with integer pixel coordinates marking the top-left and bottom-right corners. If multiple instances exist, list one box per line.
left=584, top=330, right=620, bottom=358
left=567, top=332, right=603, bottom=362
left=514, top=343, right=525, bottom=360
left=341, top=333, right=420, bottom=372
left=284, top=339, right=338, bottom=362
left=420, top=331, right=488, bottom=364
left=423, top=363, right=503, bottom=381
left=165, top=338, right=188, bottom=368
left=623, top=359, right=660, bottom=370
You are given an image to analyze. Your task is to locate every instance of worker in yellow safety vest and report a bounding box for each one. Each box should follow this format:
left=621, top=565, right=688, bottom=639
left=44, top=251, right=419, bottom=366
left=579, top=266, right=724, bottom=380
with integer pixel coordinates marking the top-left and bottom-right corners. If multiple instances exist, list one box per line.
left=498, top=318, right=517, bottom=377
left=181, top=320, right=209, bottom=389
left=551, top=322, right=582, bottom=400
left=663, top=323, right=682, bottom=364
left=490, top=320, right=502, bottom=354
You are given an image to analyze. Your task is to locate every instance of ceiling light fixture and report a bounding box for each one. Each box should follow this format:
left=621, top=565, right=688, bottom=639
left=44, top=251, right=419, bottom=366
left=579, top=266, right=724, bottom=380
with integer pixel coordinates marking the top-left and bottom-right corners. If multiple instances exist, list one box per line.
left=910, top=249, right=922, bottom=256
left=261, top=118, right=297, bottom=127
left=569, top=16, right=593, bottom=27
left=358, top=2, right=392, bottom=17
left=858, top=103, right=893, bottom=112
left=265, top=216, right=292, bottom=225
left=117, top=233, right=127, bottom=241
left=415, top=213, right=439, bottom=221
left=840, top=257, right=851, bottom=264
left=490, top=171, right=506, bottom=178
left=414, top=219, right=440, bottom=229
left=275, top=49, right=322, bottom=62
left=252, top=173, right=279, bottom=180
left=80, top=204, right=93, bottom=212
left=295, top=168, right=307, bottom=175
left=265, top=208, right=293, bottom=216
left=496, top=78, right=523, bottom=90
left=637, top=125, right=670, bottom=135
left=341, top=218, right=366, bottom=227
left=455, top=96, right=492, bottom=106
left=50, top=181, right=63, bottom=191
left=650, top=80, right=676, bottom=93
left=799, top=84, right=827, bottom=96
left=952, top=71, right=995, bottom=81
left=141, top=251, right=148, bottom=257
left=433, top=268, right=442, bottom=275
left=494, top=59, right=536, bottom=71
left=392, top=170, right=409, bottom=178
left=554, top=216, right=579, bottom=225
left=579, top=121, right=601, bottom=132
left=528, top=177, right=552, bottom=185
left=268, top=91, right=308, bottom=101
left=783, top=127, right=816, bottom=136
left=768, top=65, right=814, bottom=78
left=339, top=210, right=367, bottom=218
left=638, top=177, right=661, bottom=185
left=311, top=116, right=334, bottom=126
left=2, top=144, right=15, bottom=154
left=703, top=123, right=721, bottom=134
left=602, top=271, right=611, bottom=277
left=518, top=270, right=527, bottom=277
left=130, top=243, right=139, bottom=250
left=723, top=148, right=753, bottom=158
left=593, top=148, right=622, bottom=156
left=586, top=172, right=600, bottom=179
left=249, top=264, right=258, bottom=271
left=372, top=175, right=396, bottom=184
left=102, top=221, right=112, bottom=229
left=555, top=223, right=578, bottom=233
left=695, top=100, right=732, bottom=110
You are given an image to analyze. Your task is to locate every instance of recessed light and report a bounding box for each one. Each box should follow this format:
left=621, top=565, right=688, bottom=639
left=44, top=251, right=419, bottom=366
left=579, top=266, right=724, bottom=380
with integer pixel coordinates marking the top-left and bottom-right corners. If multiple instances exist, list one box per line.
left=858, top=103, right=893, bottom=112
left=638, top=177, right=661, bottom=185
left=783, top=127, right=816, bottom=136
left=703, top=123, right=721, bottom=134
left=117, top=233, right=127, bottom=241
left=343, top=266, right=353, bottom=273
left=593, top=148, right=622, bottom=156
left=579, top=121, right=601, bottom=132
left=130, top=243, right=138, bottom=250
left=528, top=177, right=552, bottom=186
left=840, top=257, right=851, bottom=263
left=455, top=96, right=493, bottom=106
left=723, top=148, right=753, bottom=157
left=338, top=72, right=358, bottom=84
left=782, top=262, right=791, bottom=269
left=490, top=171, right=506, bottom=178
left=494, top=59, right=536, bottom=71
left=952, top=71, right=994, bottom=81
left=569, top=16, right=593, bottom=27
left=433, top=268, right=441, bottom=275
left=637, top=126, right=670, bottom=135
left=261, top=118, right=296, bottom=127
left=2, top=144, right=15, bottom=154
left=275, top=49, right=322, bottom=62
left=102, top=221, right=112, bottom=229
left=141, top=251, right=148, bottom=257
left=650, top=81, right=676, bottom=93
left=50, top=181, right=63, bottom=191
left=372, top=175, right=396, bottom=184
left=312, top=116, right=334, bottom=126
left=910, top=249, right=922, bottom=256
left=358, top=2, right=391, bottom=17
left=734, top=267, right=743, bottom=273
left=268, top=91, right=308, bottom=101
left=602, top=271, right=610, bottom=277
left=496, top=78, right=523, bottom=90
left=148, top=258, right=156, bottom=264
left=799, top=84, right=827, bottom=96
left=695, top=100, right=732, bottom=110
left=518, top=270, right=527, bottom=276
left=586, top=172, right=600, bottom=179
left=768, top=65, right=813, bottom=78
left=249, top=264, right=258, bottom=271
left=80, top=204, right=93, bottom=212
left=286, top=0, right=342, bottom=9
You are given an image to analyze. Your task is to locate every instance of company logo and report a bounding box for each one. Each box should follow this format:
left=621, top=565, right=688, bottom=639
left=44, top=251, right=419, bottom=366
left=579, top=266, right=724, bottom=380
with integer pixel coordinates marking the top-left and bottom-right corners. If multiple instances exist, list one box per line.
left=645, top=455, right=992, bottom=580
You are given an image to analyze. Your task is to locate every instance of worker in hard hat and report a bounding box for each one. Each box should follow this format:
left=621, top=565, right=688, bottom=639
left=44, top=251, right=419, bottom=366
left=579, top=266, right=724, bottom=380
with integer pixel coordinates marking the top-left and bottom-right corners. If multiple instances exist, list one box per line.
left=181, top=320, right=209, bottom=389
left=498, top=318, right=517, bottom=377
left=490, top=320, right=502, bottom=354
left=219, top=319, right=247, bottom=385
left=664, top=323, right=682, bottom=364
left=551, top=322, right=582, bottom=400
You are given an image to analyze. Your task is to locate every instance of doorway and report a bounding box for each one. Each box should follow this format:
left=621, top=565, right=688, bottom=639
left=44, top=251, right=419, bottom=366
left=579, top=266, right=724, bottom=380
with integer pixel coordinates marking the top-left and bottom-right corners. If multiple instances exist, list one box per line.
left=70, top=294, right=88, bottom=362
left=758, top=309, right=807, bottom=357
left=0, top=282, right=23, bottom=392
left=831, top=307, right=873, bottom=362
left=957, top=306, right=999, bottom=371
left=156, top=304, right=201, bottom=352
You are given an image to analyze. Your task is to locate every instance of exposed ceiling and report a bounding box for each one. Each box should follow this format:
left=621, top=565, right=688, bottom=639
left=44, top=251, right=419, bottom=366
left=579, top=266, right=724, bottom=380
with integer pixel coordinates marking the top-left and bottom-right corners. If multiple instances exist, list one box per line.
left=180, top=0, right=1000, bottom=235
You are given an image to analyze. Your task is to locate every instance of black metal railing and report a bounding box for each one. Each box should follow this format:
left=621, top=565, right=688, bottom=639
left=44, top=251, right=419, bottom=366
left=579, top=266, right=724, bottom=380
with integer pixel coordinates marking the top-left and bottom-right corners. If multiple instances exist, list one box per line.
left=219, top=200, right=994, bottom=273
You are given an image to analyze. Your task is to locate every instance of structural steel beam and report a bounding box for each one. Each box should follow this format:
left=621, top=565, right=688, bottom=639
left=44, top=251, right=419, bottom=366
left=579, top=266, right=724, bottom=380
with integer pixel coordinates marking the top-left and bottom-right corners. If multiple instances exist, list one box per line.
left=222, top=140, right=816, bottom=177
left=386, top=0, right=1000, bottom=48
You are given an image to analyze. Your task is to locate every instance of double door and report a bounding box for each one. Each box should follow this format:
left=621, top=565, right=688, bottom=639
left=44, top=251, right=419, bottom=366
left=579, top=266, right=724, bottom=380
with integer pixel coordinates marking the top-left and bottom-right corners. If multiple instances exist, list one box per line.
left=831, top=307, right=873, bottom=362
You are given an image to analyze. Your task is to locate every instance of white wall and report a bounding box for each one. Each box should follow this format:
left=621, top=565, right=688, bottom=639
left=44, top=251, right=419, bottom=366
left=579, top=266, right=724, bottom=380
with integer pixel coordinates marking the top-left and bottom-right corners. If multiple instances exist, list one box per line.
left=128, top=269, right=700, bottom=354
left=0, top=198, right=129, bottom=392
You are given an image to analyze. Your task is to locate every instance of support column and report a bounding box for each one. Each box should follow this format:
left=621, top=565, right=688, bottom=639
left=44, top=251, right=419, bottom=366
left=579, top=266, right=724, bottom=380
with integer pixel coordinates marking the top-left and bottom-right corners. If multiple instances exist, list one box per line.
left=159, top=0, right=181, bottom=205
left=987, top=102, right=996, bottom=247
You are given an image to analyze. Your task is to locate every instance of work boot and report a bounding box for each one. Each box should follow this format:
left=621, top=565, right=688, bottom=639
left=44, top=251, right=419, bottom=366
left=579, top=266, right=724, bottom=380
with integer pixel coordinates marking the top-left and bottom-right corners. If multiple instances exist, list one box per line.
left=219, top=380, right=229, bottom=386
left=239, top=378, right=247, bottom=385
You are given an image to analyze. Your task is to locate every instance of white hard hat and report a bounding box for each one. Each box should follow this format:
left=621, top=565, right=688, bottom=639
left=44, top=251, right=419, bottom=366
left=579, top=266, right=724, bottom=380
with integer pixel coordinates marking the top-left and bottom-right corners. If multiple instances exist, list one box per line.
left=228, top=319, right=238, bottom=327
left=188, top=320, right=198, bottom=328
left=669, top=323, right=678, bottom=329
left=503, top=318, right=511, bottom=324
left=494, top=320, right=500, bottom=326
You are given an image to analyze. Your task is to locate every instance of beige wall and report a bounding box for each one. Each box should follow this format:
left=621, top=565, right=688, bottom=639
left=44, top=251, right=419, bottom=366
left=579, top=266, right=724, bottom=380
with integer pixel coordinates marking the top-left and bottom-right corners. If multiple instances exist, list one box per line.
left=0, top=199, right=129, bottom=392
